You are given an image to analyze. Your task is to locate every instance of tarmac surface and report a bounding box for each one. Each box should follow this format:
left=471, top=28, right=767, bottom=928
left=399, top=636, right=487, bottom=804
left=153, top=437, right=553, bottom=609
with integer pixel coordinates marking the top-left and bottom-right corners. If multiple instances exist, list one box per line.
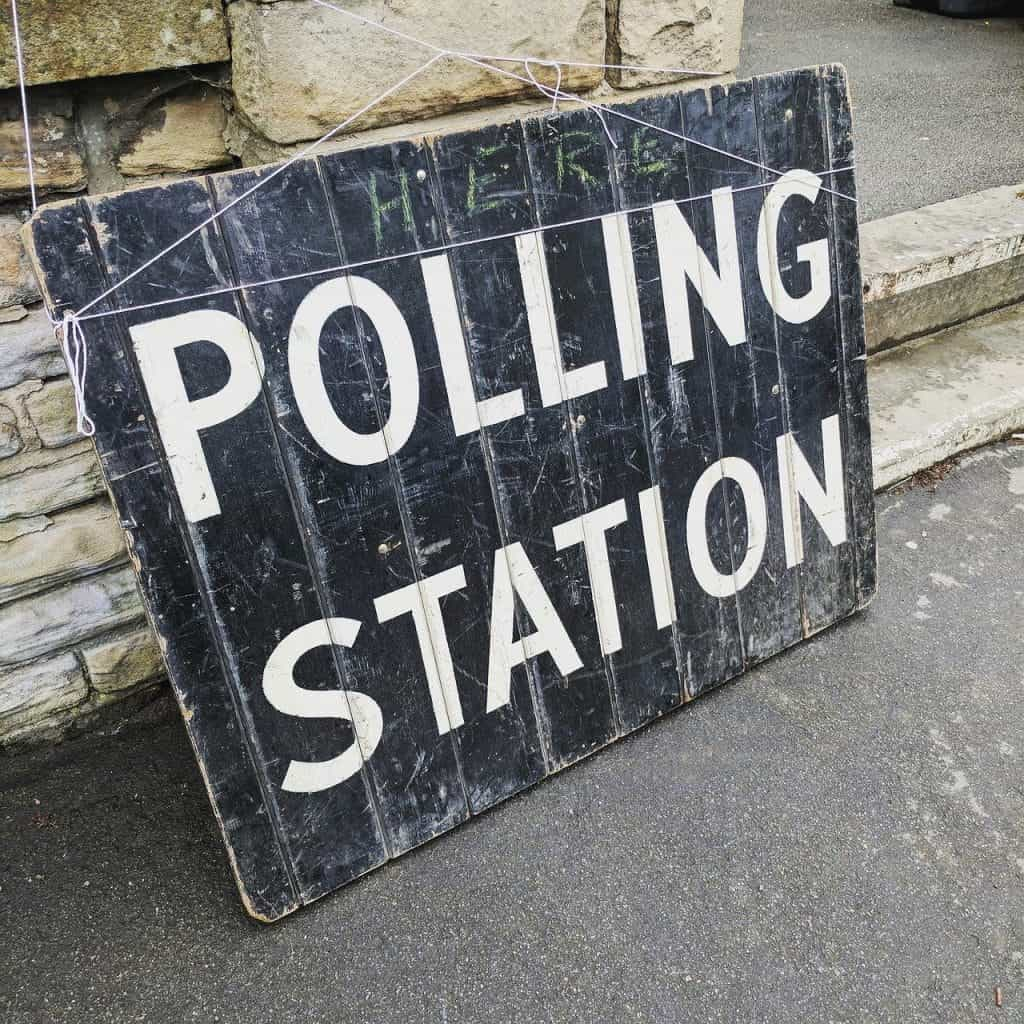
left=738, top=0, right=1024, bottom=220
left=2, top=441, right=1023, bottom=1022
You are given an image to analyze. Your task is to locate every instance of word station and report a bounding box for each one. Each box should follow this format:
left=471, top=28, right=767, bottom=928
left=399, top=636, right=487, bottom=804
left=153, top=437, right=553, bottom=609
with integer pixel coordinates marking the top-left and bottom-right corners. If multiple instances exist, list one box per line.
left=28, top=65, right=875, bottom=919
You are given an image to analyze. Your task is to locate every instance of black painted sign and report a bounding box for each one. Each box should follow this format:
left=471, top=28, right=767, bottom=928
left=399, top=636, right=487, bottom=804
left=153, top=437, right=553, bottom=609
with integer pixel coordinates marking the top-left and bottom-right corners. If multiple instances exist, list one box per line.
left=26, top=65, right=875, bottom=921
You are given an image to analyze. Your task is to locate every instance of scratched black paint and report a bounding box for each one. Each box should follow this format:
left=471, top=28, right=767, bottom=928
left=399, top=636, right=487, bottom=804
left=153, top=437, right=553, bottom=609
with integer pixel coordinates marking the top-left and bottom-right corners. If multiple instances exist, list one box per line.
left=26, top=67, right=876, bottom=920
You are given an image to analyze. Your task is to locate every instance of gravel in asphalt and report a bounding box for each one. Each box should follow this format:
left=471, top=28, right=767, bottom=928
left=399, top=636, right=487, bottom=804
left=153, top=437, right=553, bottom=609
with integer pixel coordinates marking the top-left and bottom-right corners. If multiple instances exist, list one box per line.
left=1, top=441, right=1023, bottom=1023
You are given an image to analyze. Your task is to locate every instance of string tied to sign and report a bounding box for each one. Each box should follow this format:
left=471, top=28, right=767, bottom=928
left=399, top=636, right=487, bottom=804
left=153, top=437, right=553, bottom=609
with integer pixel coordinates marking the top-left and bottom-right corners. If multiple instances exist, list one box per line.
left=56, top=310, right=95, bottom=437
left=522, top=58, right=564, bottom=116
left=10, top=0, right=858, bottom=440
left=522, top=57, right=617, bottom=148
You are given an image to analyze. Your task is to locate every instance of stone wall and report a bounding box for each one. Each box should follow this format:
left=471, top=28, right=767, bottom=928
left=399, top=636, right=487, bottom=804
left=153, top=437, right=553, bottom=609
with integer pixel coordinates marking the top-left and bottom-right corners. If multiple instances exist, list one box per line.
left=0, top=0, right=744, bottom=749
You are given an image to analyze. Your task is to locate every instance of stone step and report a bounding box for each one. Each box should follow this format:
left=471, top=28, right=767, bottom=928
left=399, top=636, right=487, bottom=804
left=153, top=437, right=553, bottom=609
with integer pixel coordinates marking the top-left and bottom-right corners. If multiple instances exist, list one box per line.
left=869, top=302, right=1024, bottom=490
left=861, top=182, right=1024, bottom=353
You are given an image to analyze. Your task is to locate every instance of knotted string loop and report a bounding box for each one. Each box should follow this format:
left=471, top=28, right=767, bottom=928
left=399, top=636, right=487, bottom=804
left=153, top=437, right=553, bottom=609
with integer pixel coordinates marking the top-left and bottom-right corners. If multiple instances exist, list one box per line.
left=56, top=311, right=95, bottom=438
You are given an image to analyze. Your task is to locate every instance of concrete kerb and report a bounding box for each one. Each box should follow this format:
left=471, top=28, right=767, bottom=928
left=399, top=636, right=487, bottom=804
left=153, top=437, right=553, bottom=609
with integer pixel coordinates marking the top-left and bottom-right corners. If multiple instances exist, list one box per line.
left=861, top=182, right=1024, bottom=353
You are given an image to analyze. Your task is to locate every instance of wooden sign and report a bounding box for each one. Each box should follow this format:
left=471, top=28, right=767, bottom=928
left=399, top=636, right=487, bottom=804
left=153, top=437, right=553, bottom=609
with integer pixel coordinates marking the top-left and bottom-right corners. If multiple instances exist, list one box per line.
left=26, top=65, right=875, bottom=921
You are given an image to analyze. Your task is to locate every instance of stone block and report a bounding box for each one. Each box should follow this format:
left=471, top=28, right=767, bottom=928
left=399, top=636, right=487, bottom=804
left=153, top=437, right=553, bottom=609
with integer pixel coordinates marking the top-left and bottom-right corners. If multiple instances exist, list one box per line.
left=0, top=307, right=65, bottom=390
left=23, top=377, right=78, bottom=448
left=861, top=182, right=1024, bottom=352
left=228, top=0, right=605, bottom=146
left=0, top=403, right=20, bottom=458
left=869, top=304, right=1024, bottom=490
left=0, top=442, right=105, bottom=520
left=116, top=82, right=231, bottom=176
left=0, top=1, right=230, bottom=89
left=74, top=72, right=233, bottom=193
left=0, top=379, right=37, bottom=462
left=0, top=565, right=144, bottom=666
left=0, top=215, right=40, bottom=310
left=0, top=90, right=87, bottom=200
left=0, top=501, right=128, bottom=605
left=82, top=626, right=165, bottom=694
left=0, top=376, right=78, bottom=467
left=609, top=0, right=744, bottom=88
left=0, top=652, right=87, bottom=743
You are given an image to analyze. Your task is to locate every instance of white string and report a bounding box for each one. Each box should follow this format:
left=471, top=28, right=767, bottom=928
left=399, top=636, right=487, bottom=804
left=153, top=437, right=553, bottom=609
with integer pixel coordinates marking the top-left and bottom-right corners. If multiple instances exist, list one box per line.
left=73, top=52, right=445, bottom=322
left=309, top=0, right=721, bottom=78
left=523, top=56, right=616, bottom=147
left=311, top=0, right=857, bottom=203
left=10, top=0, right=37, bottom=210
left=60, top=311, right=95, bottom=436
left=523, top=59, right=563, bottom=116
left=14, top=0, right=859, bottom=437
left=66, top=170, right=854, bottom=326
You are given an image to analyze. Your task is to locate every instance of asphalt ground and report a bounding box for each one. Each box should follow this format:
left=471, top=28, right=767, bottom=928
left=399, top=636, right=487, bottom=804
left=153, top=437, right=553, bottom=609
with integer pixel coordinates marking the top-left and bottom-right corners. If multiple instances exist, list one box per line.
left=738, top=0, right=1024, bottom=220
left=1, top=440, right=1023, bottom=1023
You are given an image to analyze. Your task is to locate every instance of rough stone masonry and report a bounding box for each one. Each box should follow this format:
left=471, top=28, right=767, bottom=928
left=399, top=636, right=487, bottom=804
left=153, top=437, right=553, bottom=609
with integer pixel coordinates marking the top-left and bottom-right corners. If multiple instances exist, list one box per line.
left=0, top=0, right=745, bottom=748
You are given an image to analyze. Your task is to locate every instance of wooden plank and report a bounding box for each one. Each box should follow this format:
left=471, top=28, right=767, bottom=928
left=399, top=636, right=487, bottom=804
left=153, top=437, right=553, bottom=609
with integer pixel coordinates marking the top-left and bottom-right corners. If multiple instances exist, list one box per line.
left=678, top=82, right=803, bottom=664
left=23, top=68, right=878, bottom=920
left=820, top=64, right=878, bottom=608
left=605, top=94, right=745, bottom=699
left=83, top=178, right=391, bottom=901
left=24, top=199, right=301, bottom=921
left=753, top=68, right=857, bottom=635
left=522, top=107, right=682, bottom=733
left=428, top=120, right=617, bottom=767
left=315, top=141, right=548, bottom=811
left=208, top=159, right=470, bottom=851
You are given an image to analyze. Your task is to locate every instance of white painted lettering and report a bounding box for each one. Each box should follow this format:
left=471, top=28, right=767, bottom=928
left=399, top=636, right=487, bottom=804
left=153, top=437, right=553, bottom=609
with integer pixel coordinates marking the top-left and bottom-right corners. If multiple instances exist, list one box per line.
left=421, top=254, right=525, bottom=435
left=776, top=414, right=847, bottom=567
left=653, top=187, right=746, bottom=363
left=130, top=309, right=265, bottom=524
left=601, top=213, right=646, bottom=380
left=686, top=457, right=768, bottom=598
left=517, top=231, right=608, bottom=406
left=486, top=542, right=583, bottom=712
left=262, top=618, right=382, bottom=794
left=756, top=169, right=832, bottom=324
left=552, top=499, right=630, bottom=655
left=374, top=565, right=467, bottom=735
left=638, top=484, right=677, bottom=629
left=289, top=276, right=419, bottom=466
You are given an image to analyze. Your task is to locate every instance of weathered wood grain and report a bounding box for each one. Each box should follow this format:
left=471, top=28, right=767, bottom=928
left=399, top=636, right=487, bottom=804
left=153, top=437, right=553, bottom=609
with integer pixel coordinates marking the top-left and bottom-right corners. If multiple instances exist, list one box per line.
left=317, top=141, right=547, bottom=812
left=25, top=67, right=875, bottom=920
left=85, top=179, right=390, bottom=899
left=209, top=158, right=470, bottom=855
left=522, top=107, right=682, bottom=734
left=820, top=65, right=877, bottom=608
left=678, top=81, right=803, bottom=665
left=605, top=94, right=745, bottom=700
left=429, top=121, right=617, bottom=768
left=754, top=69, right=857, bottom=635
left=24, top=198, right=302, bottom=921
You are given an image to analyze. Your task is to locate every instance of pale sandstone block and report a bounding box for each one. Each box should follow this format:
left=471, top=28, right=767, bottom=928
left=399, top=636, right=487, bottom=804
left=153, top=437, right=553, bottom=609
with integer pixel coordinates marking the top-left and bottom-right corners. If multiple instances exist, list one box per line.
left=0, top=443, right=106, bottom=520
left=0, top=652, right=87, bottom=741
left=0, top=566, right=144, bottom=666
left=0, top=1, right=229, bottom=89
left=0, top=215, right=40, bottom=310
left=0, top=91, right=87, bottom=199
left=82, top=626, right=165, bottom=694
left=229, top=0, right=605, bottom=145
left=0, top=404, right=20, bottom=458
left=610, top=0, right=744, bottom=88
left=23, top=377, right=78, bottom=448
left=0, top=502, right=128, bottom=605
left=116, top=84, right=231, bottom=177
left=0, top=307, right=65, bottom=390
